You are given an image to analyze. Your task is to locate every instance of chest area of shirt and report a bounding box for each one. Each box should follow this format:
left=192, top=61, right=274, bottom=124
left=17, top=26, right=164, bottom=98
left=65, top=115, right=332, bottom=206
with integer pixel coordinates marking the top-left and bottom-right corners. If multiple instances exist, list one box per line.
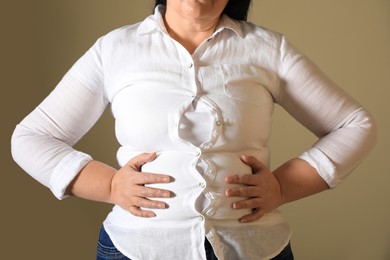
left=107, top=60, right=274, bottom=107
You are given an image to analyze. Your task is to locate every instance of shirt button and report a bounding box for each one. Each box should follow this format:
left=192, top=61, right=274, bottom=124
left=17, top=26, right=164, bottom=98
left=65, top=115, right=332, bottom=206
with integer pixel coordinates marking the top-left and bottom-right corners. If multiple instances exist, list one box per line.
left=195, top=151, right=201, bottom=156
left=188, top=63, right=193, bottom=68
left=199, top=215, right=205, bottom=221
left=216, top=120, right=222, bottom=126
left=198, top=182, right=206, bottom=188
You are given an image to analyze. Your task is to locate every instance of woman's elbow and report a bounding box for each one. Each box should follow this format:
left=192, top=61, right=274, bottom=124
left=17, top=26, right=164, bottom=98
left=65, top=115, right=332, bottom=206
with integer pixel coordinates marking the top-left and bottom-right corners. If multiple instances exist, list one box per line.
left=359, top=108, right=377, bottom=151
left=11, top=124, right=23, bottom=164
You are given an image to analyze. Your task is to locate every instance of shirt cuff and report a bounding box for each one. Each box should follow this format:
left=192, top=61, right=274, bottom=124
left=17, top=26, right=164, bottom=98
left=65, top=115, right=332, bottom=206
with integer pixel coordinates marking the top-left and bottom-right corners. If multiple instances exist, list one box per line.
left=49, top=151, right=93, bottom=200
left=299, top=147, right=339, bottom=188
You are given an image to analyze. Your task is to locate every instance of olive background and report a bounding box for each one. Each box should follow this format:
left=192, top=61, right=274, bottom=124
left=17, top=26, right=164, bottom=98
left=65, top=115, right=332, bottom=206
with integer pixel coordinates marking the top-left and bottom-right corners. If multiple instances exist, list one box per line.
left=1, top=1, right=389, bottom=259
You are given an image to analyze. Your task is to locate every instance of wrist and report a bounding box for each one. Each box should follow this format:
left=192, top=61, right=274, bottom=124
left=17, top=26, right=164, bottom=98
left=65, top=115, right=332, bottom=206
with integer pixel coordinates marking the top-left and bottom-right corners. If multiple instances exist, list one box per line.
left=273, top=158, right=329, bottom=204
left=67, top=160, right=118, bottom=204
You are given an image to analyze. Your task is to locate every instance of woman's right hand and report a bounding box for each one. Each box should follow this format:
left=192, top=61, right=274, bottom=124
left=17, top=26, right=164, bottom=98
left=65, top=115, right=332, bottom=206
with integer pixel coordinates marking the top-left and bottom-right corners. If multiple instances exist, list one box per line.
left=110, top=152, right=173, bottom=218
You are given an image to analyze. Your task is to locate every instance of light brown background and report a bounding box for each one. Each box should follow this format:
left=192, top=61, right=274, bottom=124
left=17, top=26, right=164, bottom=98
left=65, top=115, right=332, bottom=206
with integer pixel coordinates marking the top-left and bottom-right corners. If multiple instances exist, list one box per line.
left=1, top=0, right=389, bottom=259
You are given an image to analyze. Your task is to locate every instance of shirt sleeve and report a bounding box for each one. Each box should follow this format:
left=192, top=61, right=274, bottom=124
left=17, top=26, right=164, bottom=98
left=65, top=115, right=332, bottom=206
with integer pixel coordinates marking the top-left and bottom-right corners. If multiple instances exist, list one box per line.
left=11, top=37, right=109, bottom=199
left=275, top=36, right=377, bottom=188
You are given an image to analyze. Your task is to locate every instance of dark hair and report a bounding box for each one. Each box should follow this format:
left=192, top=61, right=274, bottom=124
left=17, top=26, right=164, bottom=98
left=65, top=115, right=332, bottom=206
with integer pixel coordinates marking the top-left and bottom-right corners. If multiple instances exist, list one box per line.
left=154, top=0, right=251, bottom=21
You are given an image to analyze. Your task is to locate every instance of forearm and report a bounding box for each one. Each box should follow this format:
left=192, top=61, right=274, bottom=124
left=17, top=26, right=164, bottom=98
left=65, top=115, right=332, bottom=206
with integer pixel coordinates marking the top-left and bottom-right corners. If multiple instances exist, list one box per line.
left=66, top=160, right=117, bottom=204
left=273, top=158, right=329, bottom=205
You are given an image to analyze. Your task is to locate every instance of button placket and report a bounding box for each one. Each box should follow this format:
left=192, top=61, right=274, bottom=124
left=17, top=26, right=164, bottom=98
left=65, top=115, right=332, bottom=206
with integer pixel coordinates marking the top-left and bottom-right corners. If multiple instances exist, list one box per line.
left=198, top=96, right=223, bottom=148
left=202, top=158, right=217, bottom=183
left=178, top=46, right=197, bottom=93
left=195, top=149, right=201, bottom=157
left=198, top=182, right=206, bottom=189
left=201, top=191, right=223, bottom=217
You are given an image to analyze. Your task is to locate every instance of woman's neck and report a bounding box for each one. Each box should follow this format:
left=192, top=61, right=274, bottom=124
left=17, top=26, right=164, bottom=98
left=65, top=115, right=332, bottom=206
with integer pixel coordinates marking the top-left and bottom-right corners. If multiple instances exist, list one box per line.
left=163, top=7, right=221, bottom=54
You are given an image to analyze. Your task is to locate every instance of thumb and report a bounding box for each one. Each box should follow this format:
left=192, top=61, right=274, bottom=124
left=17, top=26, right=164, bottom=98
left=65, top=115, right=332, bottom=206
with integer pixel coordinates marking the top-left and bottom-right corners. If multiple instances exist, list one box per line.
left=126, top=152, right=157, bottom=171
left=240, top=155, right=267, bottom=173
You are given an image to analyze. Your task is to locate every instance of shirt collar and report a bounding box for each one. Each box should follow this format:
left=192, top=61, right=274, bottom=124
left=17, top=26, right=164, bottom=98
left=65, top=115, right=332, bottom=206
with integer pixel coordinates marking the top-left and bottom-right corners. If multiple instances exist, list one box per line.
left=137, top=5, right=244, bottom=38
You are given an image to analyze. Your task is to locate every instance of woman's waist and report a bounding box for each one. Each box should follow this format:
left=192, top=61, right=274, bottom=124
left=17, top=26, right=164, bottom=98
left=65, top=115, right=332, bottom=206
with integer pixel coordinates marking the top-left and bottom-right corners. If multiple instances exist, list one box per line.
left=115, top=148, right=269, bottom=221
left=116, top=148, right=269, bottom=193
left=117, top=147, right=269, bottom=168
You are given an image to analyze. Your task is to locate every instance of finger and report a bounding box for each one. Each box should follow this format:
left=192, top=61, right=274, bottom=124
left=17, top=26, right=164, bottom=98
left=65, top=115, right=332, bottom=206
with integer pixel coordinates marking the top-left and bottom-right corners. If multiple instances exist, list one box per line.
left=133, top=172, right=172, bottom=185
left=225, top=173, right=259, bottom=186
left=135, top=185, right=173, bottom=198
left=239, top=208, right=265, bottom=223
left=133, top=197, right=168, bottom=209
left=126, top=152, right=158, bottom=171
left=225, top=186, right=259, bottom=197
left=240, top=155, right=266, bottom=173
left=231, top=197, right=262, bottom=209
left=128, top=205, right=156, bottom=218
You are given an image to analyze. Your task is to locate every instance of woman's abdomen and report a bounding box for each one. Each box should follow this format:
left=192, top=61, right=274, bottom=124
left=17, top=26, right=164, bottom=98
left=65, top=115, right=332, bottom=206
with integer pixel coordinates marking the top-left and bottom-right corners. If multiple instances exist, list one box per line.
left=115, top=149, right=266, bottom=221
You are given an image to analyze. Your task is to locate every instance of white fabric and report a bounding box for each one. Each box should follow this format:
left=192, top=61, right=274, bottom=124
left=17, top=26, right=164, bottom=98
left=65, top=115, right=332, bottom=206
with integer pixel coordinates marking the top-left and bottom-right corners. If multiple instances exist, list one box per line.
left=11, top=5, right=376, bottom=260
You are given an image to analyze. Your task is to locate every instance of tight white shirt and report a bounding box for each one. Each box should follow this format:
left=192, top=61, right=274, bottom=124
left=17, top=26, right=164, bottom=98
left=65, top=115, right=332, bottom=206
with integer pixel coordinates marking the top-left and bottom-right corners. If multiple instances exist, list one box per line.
left=12, top=6, right=376, bottom=260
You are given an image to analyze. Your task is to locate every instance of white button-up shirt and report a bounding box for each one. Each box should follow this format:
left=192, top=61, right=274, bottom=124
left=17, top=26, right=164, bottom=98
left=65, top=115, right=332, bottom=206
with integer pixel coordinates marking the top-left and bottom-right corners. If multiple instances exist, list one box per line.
left=11, top=5, right=376, bottom=260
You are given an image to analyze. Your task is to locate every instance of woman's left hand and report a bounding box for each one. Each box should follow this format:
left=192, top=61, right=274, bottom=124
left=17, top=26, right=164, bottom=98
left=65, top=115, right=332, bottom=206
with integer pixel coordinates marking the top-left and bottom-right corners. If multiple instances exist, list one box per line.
left=225, top=155, right=284, bottom=223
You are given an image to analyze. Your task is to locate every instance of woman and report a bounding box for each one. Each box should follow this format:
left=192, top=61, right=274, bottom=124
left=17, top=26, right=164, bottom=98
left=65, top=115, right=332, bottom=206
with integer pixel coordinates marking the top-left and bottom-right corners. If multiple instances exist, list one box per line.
left=11, top=0, right=376, bottom=259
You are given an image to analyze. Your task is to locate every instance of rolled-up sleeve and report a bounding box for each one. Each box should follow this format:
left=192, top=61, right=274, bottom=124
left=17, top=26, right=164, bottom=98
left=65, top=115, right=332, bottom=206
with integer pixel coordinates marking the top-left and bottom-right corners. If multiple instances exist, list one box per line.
left=276, top=36, right=377, bottom=188
left=11, top=37, right=108, bottom=199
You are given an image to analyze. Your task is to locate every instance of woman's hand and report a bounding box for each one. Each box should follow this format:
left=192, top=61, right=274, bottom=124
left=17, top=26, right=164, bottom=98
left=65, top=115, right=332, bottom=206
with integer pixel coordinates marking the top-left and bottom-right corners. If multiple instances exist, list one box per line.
left=225, top=155, right=284, bottom=223
left=110, top=152, right=173, bottom=218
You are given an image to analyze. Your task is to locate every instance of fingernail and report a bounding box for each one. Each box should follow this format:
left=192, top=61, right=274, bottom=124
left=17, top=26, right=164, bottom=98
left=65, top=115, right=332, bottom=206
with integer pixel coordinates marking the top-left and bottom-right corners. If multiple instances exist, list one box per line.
left=225, top=175, right=238, bottom=183
left=240, top=218, right=249, bottom=223
left=148, top=152, right=157, bottom=158
left=158, top=203, right=166, bottom=209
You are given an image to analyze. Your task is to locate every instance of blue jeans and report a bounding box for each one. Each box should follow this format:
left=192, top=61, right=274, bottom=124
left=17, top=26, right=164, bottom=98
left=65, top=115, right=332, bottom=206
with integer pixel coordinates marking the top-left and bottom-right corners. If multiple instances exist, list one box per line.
left=96, top=226, right=294, bottom=260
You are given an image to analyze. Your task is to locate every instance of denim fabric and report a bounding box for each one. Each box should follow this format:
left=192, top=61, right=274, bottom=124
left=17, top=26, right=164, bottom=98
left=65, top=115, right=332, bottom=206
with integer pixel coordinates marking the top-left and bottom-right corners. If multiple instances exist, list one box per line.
left=96, top=226, right=293, bottom=260
left=96, top=226, right=130, bottom=260
left=204, top=238, right=218, bottom=260
left=271, top=243, right=294, bottom=260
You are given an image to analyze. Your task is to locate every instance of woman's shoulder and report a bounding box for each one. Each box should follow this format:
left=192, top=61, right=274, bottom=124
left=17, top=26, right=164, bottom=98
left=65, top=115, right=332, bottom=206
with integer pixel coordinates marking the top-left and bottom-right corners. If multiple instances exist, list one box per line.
left=96, top=12, right=160, bottom=49
left=100, top=22, right=143, bottom=43
left=239, top=20, right=285, bottom=44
